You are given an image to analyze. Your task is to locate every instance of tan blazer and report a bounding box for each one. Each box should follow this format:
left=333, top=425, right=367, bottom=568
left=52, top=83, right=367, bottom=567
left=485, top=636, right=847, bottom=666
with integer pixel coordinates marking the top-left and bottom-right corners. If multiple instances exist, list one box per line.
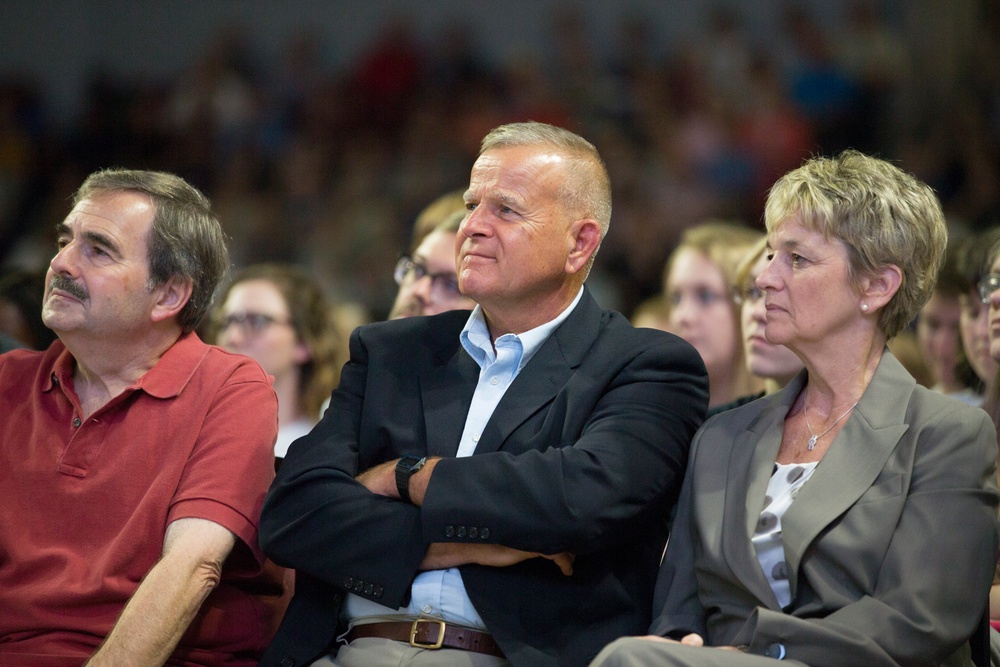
left=651, top=351, right=999, bottom=667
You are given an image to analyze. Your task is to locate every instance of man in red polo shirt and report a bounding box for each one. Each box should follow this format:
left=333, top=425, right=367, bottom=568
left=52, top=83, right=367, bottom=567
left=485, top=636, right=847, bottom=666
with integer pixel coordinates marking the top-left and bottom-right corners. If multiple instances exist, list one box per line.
left=0, top=169, right=280, bottom=666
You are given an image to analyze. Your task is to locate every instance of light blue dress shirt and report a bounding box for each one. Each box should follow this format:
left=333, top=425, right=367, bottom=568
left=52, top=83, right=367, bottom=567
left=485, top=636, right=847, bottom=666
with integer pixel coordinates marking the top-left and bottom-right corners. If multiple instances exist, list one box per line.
left=343, top=288, right=584, bottom=629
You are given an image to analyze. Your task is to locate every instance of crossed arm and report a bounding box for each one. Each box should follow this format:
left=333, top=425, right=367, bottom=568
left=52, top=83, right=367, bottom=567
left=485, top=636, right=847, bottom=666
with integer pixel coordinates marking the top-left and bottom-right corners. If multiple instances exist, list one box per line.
left=85, top=518, right=236, bottom=667
left=260, top=319, right=706, bottom=606
left=355, top=457, right=574, bottom=574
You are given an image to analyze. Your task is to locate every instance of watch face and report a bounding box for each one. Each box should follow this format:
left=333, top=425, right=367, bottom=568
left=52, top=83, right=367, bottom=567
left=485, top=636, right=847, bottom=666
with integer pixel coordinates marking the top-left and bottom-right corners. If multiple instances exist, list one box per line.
left=395, top=455, right=426, bottom=503
left=398, top=455, right=423, bottom=471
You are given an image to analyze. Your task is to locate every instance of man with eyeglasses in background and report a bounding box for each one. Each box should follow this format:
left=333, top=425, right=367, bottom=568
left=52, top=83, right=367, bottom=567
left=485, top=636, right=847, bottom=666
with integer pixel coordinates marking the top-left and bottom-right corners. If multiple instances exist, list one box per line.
left=388, top=211, right=476, bottom=319
left=313, top=210, right=476, bottom=425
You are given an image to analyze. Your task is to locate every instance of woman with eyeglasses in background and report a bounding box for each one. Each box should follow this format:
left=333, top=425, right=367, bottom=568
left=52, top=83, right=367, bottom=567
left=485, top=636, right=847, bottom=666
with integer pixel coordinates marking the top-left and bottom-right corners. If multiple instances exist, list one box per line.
left=955, top=229, right=1000, bottom=406
left=664, top=221, right=765, bottom=409
left=974, top=231, right=1000, bottom=635
left=212, top=263, right=341, bottom=465
left=985, top=244, right=1000, bottom=371
left=709, top=238, right=805, bottom=417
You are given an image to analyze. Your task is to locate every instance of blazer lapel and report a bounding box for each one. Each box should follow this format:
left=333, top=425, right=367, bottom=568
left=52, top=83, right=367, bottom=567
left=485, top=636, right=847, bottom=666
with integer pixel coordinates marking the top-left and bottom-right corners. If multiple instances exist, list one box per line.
left=474, top=289, right=602, bottom=455
left=780, top=351, right=913, bottom=596
left=421, top=333, right=480, bottom=458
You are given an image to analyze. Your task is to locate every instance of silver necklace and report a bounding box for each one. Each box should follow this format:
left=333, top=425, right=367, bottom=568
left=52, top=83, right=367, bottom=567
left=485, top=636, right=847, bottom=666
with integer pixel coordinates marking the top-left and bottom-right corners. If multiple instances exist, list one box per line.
left=803, top=395, right=859, bottom=450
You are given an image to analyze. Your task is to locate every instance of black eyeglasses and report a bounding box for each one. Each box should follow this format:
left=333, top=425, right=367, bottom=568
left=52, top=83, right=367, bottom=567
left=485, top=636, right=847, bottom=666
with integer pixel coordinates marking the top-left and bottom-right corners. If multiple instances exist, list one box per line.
left=977, top=273, right=1000, bottom=304
left=394, top=256, right=463, bottom=302
left=215, top=311, right=293, bottom=336
left=732, top=283, right=764, bottom=306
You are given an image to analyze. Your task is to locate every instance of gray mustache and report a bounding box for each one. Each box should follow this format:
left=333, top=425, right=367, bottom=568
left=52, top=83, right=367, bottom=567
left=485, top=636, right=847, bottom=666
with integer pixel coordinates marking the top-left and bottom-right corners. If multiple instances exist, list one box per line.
left=49, top=275, right=88, bottom=302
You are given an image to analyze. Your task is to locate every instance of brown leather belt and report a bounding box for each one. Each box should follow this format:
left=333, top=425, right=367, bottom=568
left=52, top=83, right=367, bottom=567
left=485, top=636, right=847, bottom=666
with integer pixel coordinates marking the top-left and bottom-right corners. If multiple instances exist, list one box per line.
left=345, top=619, right=506, bottom=658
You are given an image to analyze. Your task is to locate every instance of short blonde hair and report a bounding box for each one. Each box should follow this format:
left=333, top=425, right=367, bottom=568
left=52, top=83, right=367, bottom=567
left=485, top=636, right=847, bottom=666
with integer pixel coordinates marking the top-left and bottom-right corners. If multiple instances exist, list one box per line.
left=764, top=150, right=946, bottom=339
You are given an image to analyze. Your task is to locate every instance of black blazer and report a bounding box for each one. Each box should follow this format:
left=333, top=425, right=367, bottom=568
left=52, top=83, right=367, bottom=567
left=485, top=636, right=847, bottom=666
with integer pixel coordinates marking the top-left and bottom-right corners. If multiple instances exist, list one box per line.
left=258, top=289, right=708, bottom=666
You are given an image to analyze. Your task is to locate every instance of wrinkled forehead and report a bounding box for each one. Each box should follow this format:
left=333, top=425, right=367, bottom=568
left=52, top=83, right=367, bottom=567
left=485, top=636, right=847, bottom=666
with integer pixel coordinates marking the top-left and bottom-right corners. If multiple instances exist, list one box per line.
left=765, top=212, right=829, bottom=249
left=469, top=146, right=568, bottom=191
left=61, top=192, right=155, bottom=251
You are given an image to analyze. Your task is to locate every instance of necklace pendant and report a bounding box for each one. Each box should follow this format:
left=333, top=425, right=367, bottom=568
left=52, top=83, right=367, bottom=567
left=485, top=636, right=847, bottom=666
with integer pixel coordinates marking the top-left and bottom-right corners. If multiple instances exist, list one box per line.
left=807, top=434, right=818, bottom=450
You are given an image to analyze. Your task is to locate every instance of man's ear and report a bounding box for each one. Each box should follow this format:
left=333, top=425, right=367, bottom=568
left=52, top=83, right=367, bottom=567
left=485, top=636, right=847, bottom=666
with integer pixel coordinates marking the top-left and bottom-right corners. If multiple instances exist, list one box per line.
left=861, top=264, right=902, bottom=312
left=150, top=276, right=193, bottom=324
left=565, top=219, right=602, bottom=275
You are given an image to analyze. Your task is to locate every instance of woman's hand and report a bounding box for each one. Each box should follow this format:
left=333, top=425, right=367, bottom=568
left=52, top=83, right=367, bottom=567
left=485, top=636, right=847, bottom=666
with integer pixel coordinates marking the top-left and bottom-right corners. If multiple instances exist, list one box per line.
left=632, top=634, right=746, bottom=651
left=631, top=633, right=704, bottom=646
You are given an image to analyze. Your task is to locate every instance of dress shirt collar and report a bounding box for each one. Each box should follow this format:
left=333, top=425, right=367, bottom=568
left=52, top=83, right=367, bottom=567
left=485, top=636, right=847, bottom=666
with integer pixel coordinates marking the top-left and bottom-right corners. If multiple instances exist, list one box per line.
left=460, top=287, right=584, bottom=370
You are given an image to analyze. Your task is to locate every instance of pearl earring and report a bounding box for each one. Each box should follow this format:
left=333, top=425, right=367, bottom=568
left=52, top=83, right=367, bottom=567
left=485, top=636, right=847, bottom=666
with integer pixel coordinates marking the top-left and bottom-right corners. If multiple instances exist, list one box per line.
left=861, top=303, right=869, bottom=312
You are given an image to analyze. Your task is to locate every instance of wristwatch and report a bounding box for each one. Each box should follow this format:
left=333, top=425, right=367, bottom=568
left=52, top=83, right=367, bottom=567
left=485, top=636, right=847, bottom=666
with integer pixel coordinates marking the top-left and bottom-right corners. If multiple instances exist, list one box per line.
left=395, top=455, right=427, bottom=503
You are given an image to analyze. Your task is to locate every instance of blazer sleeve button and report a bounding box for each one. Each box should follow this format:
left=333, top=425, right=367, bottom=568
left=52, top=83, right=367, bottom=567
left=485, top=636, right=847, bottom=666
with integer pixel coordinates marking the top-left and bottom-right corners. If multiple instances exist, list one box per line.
left=343, top=577, right=354, bottom=589
left=468, top=527, right=478, bottom=538
left=764, top=643, right=786, bottom=660
left=353, top=580, right=365, bottom=593
left=480, top=528, right=490, bottom=539
left=444, top=525, right=455, bottom=538
left=457, top=526, right=467, bottom=538
left=374, top=585, right=384, bottom=598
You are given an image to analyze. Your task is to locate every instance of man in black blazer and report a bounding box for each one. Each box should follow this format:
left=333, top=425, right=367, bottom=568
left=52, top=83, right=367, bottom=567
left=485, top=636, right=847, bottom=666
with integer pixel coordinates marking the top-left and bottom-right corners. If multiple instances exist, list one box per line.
left=259, top=121, right=708, bottom=667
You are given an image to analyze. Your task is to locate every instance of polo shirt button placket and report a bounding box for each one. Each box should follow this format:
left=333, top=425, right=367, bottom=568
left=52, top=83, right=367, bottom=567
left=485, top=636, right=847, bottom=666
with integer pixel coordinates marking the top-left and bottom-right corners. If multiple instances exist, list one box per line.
left=72, top=417, right=82, bottom=428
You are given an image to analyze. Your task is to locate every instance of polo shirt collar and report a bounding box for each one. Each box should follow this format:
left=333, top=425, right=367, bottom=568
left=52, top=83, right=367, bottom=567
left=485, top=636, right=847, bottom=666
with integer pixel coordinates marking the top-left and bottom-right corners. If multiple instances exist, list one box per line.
left=41, top=331, right=208, bottom=399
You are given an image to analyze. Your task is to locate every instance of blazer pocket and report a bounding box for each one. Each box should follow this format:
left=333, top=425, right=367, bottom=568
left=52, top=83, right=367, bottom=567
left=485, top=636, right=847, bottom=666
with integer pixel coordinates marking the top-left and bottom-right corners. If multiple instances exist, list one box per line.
left=853, top=472, right=905, bottom=506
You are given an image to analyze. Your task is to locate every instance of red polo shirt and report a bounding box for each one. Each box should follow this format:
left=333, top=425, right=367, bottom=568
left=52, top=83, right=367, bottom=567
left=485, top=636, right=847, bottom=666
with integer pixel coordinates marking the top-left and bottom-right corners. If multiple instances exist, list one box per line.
left=0, top=332, right=280, bottom=666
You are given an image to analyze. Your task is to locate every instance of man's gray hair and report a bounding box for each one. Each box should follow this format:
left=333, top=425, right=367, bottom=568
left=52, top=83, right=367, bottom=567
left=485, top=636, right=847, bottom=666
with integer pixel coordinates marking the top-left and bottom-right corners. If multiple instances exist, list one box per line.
left=480, top=121, right=612, bottom=240
left=75, top=168, right=229, bottom=332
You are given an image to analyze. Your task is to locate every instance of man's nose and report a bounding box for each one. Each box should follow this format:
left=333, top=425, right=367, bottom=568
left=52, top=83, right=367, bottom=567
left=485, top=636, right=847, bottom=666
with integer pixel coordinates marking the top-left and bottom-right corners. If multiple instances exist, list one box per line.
left=460, top=207, right=491, bottom=237
left=49, top=242, right=78, bottom=276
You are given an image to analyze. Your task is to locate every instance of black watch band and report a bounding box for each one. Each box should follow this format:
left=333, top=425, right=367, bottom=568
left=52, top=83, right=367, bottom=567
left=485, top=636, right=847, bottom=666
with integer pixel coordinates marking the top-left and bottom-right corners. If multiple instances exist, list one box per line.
left=395, top=455, right=427, bottom=503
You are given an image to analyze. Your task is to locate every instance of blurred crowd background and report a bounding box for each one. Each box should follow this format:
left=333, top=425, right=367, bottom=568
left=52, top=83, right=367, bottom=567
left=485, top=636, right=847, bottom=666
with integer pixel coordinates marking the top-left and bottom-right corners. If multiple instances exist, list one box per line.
left=0, top=0, right=997, bottom=321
